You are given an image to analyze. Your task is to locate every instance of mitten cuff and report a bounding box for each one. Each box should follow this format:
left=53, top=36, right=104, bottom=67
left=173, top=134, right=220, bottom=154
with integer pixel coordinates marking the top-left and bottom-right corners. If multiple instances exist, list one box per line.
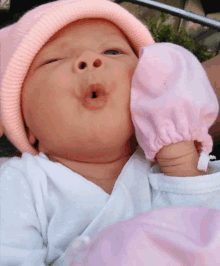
left=141, top=125, right=213, bottom=160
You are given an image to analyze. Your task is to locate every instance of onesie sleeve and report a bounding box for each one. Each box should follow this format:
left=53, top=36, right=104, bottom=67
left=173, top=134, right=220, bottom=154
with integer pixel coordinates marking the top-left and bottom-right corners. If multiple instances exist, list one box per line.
left=0, top=163, right=47, bottom=266
left=149, top=160, right=220, bottom=211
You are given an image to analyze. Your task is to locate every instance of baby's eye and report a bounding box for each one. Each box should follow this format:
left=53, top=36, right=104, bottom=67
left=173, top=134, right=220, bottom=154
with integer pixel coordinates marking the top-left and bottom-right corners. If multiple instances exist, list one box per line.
left=104, top=49, right=122, bottom=55
left=42, top=49, right=123, bottom=66
left=44, top=59, right=60, bottom=65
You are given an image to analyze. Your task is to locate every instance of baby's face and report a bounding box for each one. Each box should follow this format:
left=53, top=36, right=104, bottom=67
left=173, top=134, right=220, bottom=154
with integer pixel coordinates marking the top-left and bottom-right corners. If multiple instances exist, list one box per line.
left=21, top=18, right=138, bottom=161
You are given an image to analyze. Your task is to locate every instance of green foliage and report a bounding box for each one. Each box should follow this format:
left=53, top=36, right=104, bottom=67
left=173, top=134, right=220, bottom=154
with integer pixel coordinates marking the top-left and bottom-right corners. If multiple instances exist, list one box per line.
left=145, top=12, right=216, bottom=63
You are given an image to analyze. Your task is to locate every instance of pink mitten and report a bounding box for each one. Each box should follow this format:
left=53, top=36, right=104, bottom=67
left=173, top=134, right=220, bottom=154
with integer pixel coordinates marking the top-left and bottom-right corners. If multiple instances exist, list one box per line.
left=131, top=43, right=219, bottom=171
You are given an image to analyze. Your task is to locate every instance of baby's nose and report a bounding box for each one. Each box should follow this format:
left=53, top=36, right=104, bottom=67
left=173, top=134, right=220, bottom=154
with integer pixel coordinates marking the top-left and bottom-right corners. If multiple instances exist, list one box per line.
left=74, top=51, right=103, bottom=72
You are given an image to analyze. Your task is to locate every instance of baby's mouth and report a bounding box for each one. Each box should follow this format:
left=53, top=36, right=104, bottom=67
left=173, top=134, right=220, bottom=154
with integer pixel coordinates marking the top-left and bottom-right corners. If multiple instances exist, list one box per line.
left=82, top=83, right=108, bottom=110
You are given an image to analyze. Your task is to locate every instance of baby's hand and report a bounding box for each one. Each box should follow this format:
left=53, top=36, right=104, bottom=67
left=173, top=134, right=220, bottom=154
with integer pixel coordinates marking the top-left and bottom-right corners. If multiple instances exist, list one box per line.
left=155, top=141, right=209, bottom=176
left=131, top=43, right=219, bottom=176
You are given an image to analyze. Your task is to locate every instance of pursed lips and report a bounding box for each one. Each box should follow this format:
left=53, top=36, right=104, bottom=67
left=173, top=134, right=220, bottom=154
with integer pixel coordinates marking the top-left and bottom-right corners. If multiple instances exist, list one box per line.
left=82, top=83, right=109, bottom=110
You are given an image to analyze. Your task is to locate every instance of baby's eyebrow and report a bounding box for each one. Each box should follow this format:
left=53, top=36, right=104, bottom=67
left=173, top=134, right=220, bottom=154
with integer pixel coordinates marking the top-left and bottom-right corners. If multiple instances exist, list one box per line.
left=37, top=33, right=129, bottom=62
left=58, top=33, right=127, bottom=50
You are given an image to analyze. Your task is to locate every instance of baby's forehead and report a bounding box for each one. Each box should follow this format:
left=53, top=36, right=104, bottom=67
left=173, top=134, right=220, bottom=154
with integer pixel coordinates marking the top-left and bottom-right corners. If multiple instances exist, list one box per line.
left=31, top=19, right=138, bottom=69
left=47, top=29, right=128, bottom=47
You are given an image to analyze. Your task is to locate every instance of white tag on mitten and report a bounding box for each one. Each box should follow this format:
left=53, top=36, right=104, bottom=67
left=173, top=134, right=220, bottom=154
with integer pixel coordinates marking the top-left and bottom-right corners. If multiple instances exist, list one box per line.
left=197, top=151, right=216, bottom=172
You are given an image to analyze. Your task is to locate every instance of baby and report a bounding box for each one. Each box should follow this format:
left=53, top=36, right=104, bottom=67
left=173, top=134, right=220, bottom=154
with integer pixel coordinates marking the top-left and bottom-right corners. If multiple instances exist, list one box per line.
left=0, top=0, right=220, bottom=265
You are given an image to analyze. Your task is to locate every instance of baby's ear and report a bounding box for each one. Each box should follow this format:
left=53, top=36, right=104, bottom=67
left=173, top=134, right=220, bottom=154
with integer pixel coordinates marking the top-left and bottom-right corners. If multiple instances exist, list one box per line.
left=26, top=128, right=37, bottom=145
left=0, top=123, right=4, bottom=138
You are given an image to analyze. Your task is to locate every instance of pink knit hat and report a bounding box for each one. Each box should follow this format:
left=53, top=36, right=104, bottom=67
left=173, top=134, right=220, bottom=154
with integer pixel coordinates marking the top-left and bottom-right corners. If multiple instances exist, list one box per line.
left=0, top=0, right=155, bottom=155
